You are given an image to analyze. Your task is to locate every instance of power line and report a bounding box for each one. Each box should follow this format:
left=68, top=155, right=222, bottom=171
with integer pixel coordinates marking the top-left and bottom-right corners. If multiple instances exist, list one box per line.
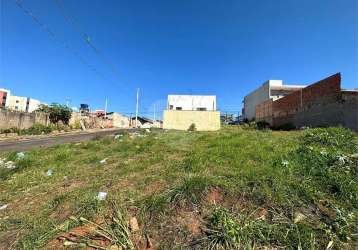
left=13, top=0, right=110, bottom=83
left=53, top=0, right=130, bottom=91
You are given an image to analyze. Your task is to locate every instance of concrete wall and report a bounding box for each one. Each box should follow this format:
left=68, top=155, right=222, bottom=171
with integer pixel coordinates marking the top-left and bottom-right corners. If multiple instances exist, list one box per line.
left=163, top=110, right=221, bottom=131
left=0, top=110, right=49, bottom=129
left=167, top=95, right=216, bottom=111
left=294, top=92, right=358, bottom=131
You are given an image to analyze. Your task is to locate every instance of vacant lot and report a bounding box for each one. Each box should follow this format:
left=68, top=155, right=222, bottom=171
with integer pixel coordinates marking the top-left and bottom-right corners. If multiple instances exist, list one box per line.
left=0, top=126, right=357, bottom=249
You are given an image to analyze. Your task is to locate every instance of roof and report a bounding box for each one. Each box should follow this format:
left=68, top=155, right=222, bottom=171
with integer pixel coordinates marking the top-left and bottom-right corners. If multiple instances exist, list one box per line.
left=130, top=116, right=154, bottom=123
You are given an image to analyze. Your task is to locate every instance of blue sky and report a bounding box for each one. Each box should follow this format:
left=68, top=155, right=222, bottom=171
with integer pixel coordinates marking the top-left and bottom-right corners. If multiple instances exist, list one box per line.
left=1, top=0, right=357, bottom=117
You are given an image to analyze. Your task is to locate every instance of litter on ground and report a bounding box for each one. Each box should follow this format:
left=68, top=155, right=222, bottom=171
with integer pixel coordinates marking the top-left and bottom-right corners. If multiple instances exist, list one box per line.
left=0, top=204, right=9, bottom=210
left=16, top=152, right=25, bottom=159
left=46, top=169, right=53, bottom=176
left=114, top=134, right=123, bottom=139
left=97, top=192, right=107, bottom=201
left=1, top=160, right=16, bottom=169
left=99, top=158, right=108, bottom=164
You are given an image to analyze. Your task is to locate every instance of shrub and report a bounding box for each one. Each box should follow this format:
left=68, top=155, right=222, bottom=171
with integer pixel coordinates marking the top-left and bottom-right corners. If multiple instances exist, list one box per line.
left=273, top=123, right=296, bottom=131
left=23, top=123, right=53, bottom=135
left=0, top=127, right=20, bottom=134
left=188, top=123, right=196, bottom=132
left=37, top=103, right=72, bottom=125
left=256, top=121, right=270, bottom=130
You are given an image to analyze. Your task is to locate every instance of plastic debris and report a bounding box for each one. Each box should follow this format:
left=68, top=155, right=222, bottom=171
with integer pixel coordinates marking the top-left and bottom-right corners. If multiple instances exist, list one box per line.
left=99, top=158, right=107, bottom=164
left=46, top=169, right=53, bottom=176
left=281, top=160, right=289, bottom=167
left=1, top=158, right=16, bottom=169
left=0, top=204, right=8, bottom=210
left=293, top=212, right=307, bottom=223
left=16, top=152, right=25, bottom=159
left=5, top=161, right=16, bottom=169
left=114, top=134, right=123, bottom=139
left=326, top=241, right=334, bottom=250
left=129, top=217, right=139, bottom=232
left=97, top=192, right=107, bottom=201
left=145, top=129, right=151, bottom=133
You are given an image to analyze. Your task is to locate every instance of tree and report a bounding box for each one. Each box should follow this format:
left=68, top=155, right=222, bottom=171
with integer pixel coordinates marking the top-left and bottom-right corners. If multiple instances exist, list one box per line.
left=37, top=103, right=72, bottom=125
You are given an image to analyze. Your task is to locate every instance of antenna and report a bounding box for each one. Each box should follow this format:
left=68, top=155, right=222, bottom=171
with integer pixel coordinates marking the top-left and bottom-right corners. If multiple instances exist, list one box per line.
left=135, top=88, right=139, bottom=127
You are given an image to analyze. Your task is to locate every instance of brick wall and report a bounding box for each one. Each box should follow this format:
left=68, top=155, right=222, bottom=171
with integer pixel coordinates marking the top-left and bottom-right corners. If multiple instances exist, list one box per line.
left=255, top=99, right=273, bottom=124
left=272, top=73, right=341, bottom=127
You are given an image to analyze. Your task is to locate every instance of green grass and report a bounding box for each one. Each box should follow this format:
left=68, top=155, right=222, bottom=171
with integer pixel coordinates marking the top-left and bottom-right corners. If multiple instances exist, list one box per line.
left=0, top=126, right=357, bottom=249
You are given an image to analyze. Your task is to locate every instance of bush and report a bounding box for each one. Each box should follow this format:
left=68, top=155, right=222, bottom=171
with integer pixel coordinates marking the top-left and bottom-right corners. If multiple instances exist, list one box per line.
left=273, top=123, right=296, bottom=131
left=188, top=123, right=196, bottom=132
left=23, top=123, right=53, bottom=135
left=0, top=127, right=20, bottom=134
left=37, top=103, right=72, bottom=125
left=256, top=121, right=270, bottom=130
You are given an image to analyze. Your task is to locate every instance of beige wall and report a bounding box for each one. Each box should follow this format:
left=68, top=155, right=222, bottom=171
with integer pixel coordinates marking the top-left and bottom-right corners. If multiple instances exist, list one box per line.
left=163, top=110, right=220, bottom=131
left=0, top=110, right=49, bottom=129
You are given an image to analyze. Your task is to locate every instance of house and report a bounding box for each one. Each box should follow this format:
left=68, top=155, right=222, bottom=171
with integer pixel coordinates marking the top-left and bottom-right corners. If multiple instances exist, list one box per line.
left=130, top=116, right=154, bottom=128
left=0, top=88, right=10, bottom=109
left=167, top=95, right=216, bottom=111
left=6, top=95, right=41, bottom=112
left=243, top=80, right=306, bottom=121
left=163, top=95, right=220, bottom=131
left=255, top=73, right=358, bottom=131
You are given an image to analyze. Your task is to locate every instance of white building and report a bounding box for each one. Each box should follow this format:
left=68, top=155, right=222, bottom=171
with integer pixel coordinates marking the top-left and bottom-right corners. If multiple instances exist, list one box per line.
left=167, top=95, right=217, bottom=111
left=242, top=80, right=306, bottom=120
left=6, top=95, right=41, bottom=112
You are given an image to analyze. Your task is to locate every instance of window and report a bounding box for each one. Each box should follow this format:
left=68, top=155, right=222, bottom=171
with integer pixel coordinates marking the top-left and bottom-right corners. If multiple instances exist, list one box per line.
left=176, top=107, right=182, bottom=110
left=197, top=107, right=207, bottom=111
left=15, top=106, right=18, bottom=110
left=16, top=100, right=19, bottom=103
left=169, top=105, right=173, bottom=110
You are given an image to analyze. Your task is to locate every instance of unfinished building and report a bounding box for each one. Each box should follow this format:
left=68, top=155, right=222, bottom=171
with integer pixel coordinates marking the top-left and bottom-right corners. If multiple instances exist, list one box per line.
left=256, top=73, right=358, bottom=131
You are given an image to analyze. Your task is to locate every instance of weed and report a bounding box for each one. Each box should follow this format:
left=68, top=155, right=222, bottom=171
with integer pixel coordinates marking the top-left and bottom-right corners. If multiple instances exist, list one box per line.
left=169, top=175, right=212, bottom=206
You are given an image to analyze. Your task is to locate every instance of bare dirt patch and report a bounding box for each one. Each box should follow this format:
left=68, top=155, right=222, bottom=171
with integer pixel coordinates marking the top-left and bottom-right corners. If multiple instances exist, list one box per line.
left=205, top=187, right=224, bottom=205
left=143, top=181, right=166, bottom=195
left=47, top=223, right=110, bottom=250
left=176, top=210, right=202, bottom=236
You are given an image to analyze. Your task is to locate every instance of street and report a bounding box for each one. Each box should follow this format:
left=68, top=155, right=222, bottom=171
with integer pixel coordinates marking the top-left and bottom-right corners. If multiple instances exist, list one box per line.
left=0, top=128, right=127, bottom=152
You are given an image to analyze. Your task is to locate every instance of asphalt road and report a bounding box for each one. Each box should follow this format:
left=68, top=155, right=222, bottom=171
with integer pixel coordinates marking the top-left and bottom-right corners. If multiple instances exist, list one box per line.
left=0, top=129, right=126, bottom=152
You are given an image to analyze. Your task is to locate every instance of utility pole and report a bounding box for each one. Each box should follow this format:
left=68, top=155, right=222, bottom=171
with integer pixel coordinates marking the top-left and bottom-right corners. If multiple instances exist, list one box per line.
left=65, top=97, right=71, bottom=107
left=153, top=103, right=156, bottom=122
left=135, top=88, right=139, bottom=127
left=104, top=98, right=108, bottom=119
